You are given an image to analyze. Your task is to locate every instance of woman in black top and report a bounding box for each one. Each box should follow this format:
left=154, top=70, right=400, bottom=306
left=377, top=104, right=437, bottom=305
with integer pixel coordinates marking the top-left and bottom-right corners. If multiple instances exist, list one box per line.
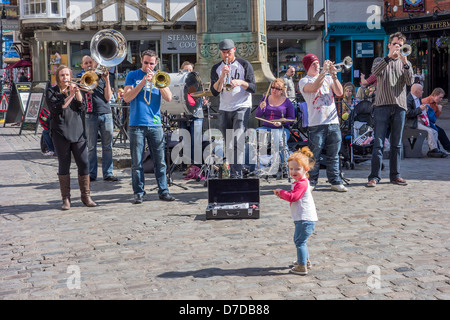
left=46, top=65, right=96, bottom=210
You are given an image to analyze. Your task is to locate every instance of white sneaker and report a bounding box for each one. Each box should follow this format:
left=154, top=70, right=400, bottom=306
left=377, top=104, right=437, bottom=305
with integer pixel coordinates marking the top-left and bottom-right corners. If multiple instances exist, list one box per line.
left=331, top=184, right=348, bottom=192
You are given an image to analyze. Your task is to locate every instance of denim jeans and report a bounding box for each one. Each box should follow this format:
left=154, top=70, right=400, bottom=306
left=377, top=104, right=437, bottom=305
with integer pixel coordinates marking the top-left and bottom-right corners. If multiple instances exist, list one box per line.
left=293, top=220, right=316, bottom=265
left=129, top=126, right=168, bottom=197
left=308, top=124, right=342, bottom=186
left=180, top=117, right=204, bottom=164
left=219, top=108, right=250, bottom=178
left=369, top=105, right=405, bottom=182
left=42, top=129, right=55, bottom=152
left=85, top=113, right=114, bottom=180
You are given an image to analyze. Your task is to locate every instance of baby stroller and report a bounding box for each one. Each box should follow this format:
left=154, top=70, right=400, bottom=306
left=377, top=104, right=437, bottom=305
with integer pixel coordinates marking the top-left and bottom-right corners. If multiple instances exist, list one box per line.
left=341, top=100, right=375, bottom=169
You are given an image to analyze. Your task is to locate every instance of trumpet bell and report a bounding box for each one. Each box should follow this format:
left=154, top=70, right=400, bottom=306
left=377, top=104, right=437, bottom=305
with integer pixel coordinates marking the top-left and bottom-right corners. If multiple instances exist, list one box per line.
left=152, top=71, right=171, bottom=89
left=335, top=56, right=353, bottom=72
left=90, top=29, right=127, bottom=68
left=400, top=44, right=412, bottom=56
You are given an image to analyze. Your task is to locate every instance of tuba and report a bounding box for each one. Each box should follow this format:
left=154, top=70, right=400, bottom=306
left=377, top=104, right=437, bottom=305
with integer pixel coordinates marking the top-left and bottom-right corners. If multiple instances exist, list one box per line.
left=90, top=29, right=127, bottom=75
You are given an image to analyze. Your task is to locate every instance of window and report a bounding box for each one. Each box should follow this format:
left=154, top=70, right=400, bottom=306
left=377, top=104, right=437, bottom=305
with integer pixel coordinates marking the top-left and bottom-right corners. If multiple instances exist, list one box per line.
left=21, top=0, right=64, bottom=18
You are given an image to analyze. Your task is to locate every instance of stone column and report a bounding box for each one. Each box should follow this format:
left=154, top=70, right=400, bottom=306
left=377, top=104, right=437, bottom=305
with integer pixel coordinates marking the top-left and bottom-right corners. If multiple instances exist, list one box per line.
left=195, top=0, right=274, bottom=105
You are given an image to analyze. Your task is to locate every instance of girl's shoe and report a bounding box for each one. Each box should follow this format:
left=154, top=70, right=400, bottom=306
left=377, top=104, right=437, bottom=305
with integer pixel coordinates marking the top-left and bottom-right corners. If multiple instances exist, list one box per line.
left=290, top=264, right=308, bottom=275
left=293, top=259, right=312, bottom=269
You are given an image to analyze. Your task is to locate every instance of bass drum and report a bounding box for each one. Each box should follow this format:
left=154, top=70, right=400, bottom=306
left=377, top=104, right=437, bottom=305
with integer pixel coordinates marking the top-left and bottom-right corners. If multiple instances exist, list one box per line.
left=160, top=71, right=204, bottom=117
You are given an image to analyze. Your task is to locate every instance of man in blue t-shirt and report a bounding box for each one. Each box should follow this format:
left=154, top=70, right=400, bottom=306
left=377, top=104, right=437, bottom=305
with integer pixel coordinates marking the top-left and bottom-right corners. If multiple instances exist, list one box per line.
left=123, top=50, right=175, bottom=204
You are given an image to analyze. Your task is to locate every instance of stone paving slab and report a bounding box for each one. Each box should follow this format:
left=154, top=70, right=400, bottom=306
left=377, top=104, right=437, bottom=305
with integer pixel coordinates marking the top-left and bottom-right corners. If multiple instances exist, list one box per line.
left=1, top=105, right=450, bottom=301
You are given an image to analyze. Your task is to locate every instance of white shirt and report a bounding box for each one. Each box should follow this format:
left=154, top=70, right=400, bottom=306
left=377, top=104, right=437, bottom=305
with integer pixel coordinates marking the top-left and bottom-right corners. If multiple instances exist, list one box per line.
left=298, top=74, right=339, bottom=127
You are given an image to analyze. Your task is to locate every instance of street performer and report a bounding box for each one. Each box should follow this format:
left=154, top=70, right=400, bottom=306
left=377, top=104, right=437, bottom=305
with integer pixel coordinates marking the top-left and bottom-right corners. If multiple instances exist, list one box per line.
left=80, top=55, right=118, bottom=182
left=123, top=50, right=175, bottom=204
left=46, top=65, right=96, bottom=210
left=210, top=39, right=256, bottom=179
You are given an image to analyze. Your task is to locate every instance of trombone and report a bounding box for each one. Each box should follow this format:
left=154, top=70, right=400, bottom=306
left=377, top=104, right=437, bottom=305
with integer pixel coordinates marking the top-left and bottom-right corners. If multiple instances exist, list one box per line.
left=65, top=71, right=99, bottom=93
left=143, top=68, right=171, bottom=105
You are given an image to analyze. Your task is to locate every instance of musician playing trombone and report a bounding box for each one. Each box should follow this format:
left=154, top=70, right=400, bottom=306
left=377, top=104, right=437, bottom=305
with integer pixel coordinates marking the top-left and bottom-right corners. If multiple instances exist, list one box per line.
left=123, top=49, right=175, bottom=204
left=45, top=65, right=96, bottom=210
left=210, top=39, right=256, bottom=179
left=80, top=55, right=118, bottom=182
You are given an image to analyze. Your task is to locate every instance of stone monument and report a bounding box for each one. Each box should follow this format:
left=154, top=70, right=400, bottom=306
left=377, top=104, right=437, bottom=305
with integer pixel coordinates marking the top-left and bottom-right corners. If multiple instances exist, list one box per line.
left=195, top=0, right=274, bottom=106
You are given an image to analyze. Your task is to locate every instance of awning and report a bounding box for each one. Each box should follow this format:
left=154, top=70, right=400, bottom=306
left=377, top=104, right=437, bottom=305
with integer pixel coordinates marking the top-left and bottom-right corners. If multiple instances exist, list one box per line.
left=4, top=59, right=32, bottom=69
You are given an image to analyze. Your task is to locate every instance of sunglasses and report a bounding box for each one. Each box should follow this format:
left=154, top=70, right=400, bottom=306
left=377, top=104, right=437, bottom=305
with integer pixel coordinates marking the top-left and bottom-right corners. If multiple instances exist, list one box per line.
left=271, top=87, right=283, bottom=91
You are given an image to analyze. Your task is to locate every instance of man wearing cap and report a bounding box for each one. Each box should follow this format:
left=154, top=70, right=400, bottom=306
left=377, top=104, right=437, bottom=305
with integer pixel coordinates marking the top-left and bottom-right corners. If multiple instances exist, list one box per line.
left=298, top=54, right=347, bottom=192
left=210, top=39, right=256, bottom=178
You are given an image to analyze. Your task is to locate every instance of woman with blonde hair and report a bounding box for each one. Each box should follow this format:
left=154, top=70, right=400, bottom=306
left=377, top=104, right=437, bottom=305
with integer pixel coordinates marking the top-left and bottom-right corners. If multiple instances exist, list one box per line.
left=255, top=78, right=295, bottom=171
left=46, top=65, right=96, bottom=210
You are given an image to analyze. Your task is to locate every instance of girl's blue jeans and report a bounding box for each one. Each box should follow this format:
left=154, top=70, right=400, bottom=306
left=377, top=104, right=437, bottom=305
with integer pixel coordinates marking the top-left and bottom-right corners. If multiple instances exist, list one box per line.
left=293, top=220, right=316, bottom=265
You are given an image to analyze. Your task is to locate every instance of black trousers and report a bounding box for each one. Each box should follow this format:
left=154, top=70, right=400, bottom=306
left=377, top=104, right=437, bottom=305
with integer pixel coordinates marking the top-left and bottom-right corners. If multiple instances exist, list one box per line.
left=52, top=132, right=89, bottom=176
left=437, top=125, right=450, bottom=151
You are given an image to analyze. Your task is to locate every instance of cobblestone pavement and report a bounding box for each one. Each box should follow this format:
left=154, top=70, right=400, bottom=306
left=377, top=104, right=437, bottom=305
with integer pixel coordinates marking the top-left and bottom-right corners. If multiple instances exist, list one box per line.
left=1, top=105, right=449, bottom=301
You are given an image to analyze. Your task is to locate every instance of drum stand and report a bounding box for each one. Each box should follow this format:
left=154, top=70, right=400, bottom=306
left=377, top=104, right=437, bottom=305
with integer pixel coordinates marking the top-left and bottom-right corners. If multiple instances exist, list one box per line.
left=255, top=117, right=295, bottom=183
left=197, top=99, right=218, bottom=187
left=151, top=111, right=188, bottom=191
left=279, top=123, right=291, bottom=183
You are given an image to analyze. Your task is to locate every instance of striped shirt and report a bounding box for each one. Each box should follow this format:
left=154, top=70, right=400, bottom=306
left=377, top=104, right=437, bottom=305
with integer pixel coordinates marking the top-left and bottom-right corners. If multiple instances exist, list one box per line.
left=371, top=57, right=414, bottom=110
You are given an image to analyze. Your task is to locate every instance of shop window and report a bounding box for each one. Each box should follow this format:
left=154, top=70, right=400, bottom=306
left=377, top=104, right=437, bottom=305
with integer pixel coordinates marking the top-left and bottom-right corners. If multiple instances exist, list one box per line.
left=47, top=41, right=68, bottom=86
left=20, top=0, right=64, bottom=18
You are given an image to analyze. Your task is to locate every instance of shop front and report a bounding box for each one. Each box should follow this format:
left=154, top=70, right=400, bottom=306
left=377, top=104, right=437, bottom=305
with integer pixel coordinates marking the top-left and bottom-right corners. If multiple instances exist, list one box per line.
left=324, top=22, right=388, bottom=88
left=31, top=29, right=197, bottom=90
left=266, top=30, right=323, bottom=92
left=383, top=13, right=450, bottom=96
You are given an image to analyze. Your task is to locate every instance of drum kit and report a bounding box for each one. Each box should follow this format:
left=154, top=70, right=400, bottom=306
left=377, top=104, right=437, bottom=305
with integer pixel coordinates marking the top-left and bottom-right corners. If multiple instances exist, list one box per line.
left=254, top=117, right=296, bottom=182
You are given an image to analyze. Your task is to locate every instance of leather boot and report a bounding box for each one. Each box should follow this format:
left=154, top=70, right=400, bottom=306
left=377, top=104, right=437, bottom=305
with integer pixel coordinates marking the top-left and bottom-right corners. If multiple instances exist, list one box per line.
left=78, top=175, right=96, bottom=207
left=58, top=174, right=71, bottom=210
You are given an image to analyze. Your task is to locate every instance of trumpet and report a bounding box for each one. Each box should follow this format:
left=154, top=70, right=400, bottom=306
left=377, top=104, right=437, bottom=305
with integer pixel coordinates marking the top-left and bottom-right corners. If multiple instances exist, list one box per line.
left=321, top=56, right=353, bottom=73
left=224, top=58, right=233, bottom=91
left=399, top=44, right=412, bottom=56
left=65, top=71, right=99, bottom=93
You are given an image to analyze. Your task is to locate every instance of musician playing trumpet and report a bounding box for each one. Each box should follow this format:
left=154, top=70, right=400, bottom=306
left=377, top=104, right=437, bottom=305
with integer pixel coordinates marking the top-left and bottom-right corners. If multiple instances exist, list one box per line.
left=123, top=50, right=175, bottom=204
left=210, top=39, right=256, bottom=179
left=298, top=54, right=347, bottom=193
left=45, top=65, right=96, bottom=210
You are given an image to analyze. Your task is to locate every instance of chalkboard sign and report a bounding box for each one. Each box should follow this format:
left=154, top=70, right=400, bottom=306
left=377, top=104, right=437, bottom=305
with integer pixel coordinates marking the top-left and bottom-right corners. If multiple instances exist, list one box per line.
left=3, top=82, right=31, bottom=126
left=20, top=81, right=48, bottom=135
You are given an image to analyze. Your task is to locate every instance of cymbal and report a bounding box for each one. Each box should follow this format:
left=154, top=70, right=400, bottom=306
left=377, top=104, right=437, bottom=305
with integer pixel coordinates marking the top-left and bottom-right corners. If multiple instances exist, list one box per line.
left=190, top=91, right=213, bottom=97
left=256, top=117, right=296, bottom=123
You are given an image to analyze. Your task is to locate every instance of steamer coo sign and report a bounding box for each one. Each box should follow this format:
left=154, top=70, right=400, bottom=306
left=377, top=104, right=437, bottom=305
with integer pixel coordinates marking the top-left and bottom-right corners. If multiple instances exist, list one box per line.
left=162, top=32, right=197, bottom=54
